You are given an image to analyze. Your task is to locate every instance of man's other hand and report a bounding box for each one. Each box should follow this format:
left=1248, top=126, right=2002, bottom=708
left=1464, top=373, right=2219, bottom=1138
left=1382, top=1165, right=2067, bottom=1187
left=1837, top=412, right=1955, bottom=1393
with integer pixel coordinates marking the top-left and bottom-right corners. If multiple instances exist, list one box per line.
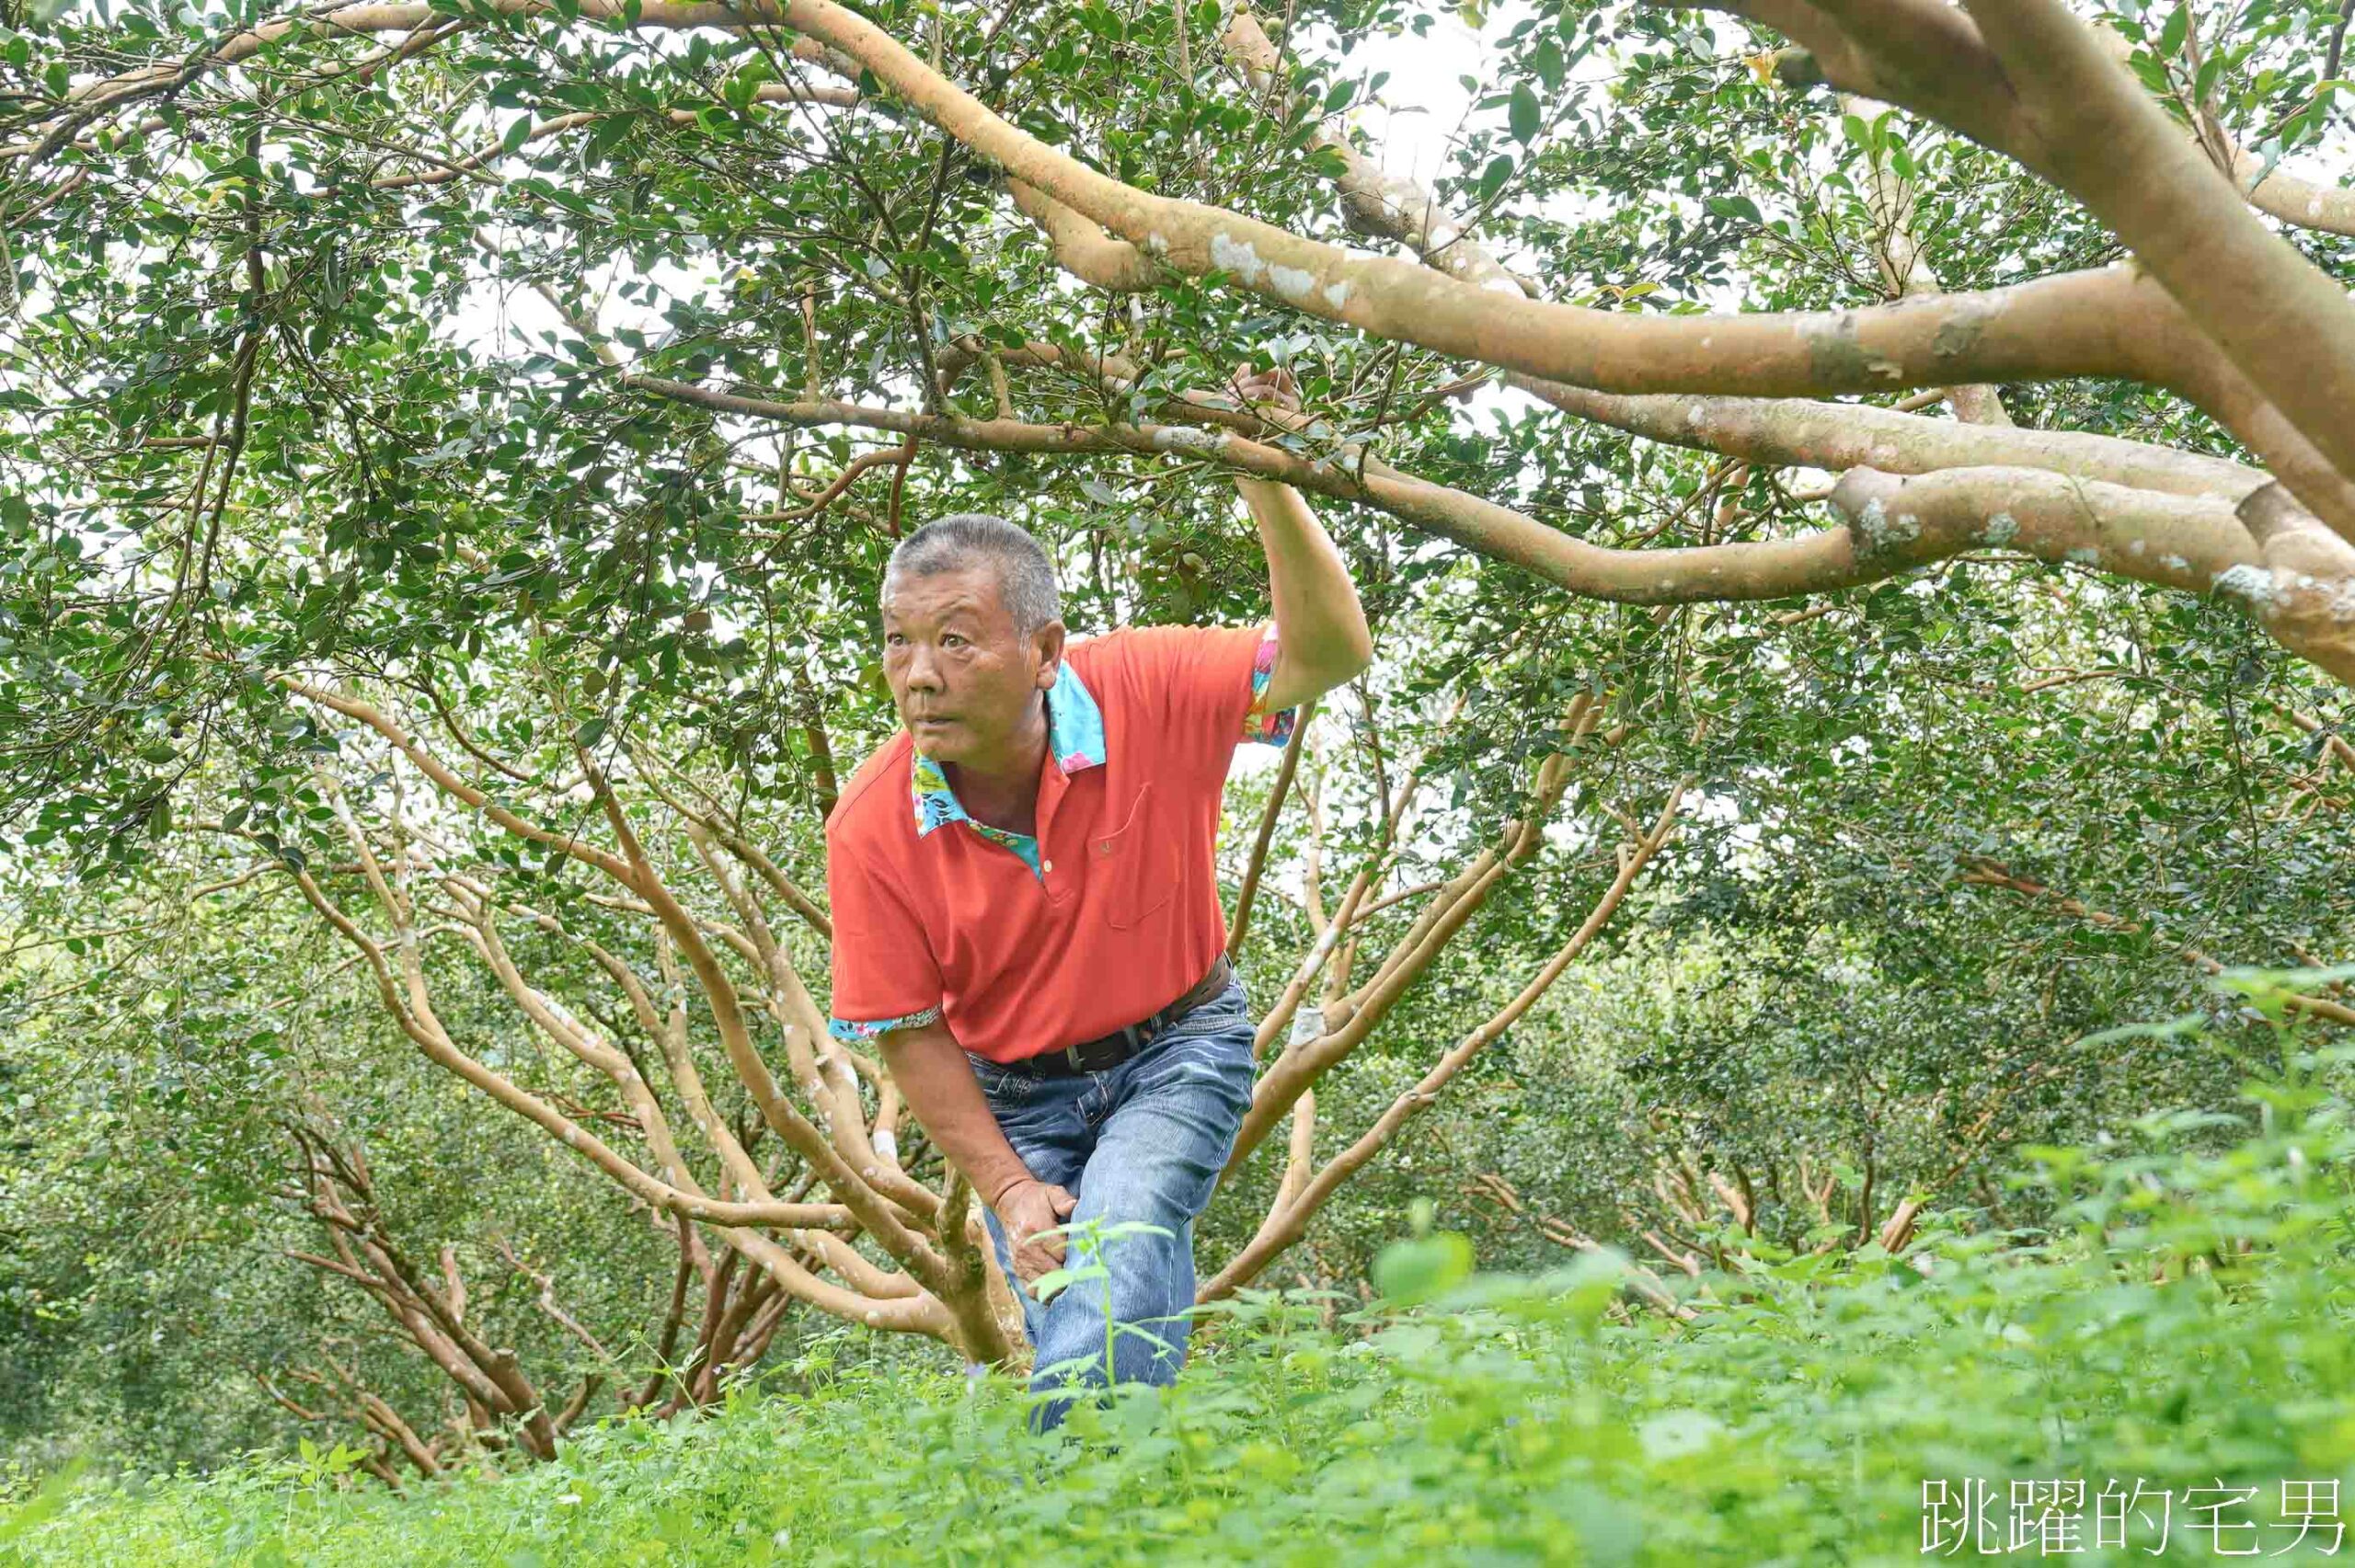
left=994, top=1177, right=1078, bottom=1284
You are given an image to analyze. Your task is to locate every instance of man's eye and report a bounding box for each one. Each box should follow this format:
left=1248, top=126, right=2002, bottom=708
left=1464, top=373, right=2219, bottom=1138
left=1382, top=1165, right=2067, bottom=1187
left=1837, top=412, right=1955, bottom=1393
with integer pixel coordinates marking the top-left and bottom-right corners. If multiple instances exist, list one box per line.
left=942, top=634, right=966, bottom=649
left=885, top=632, right=906, bottom=646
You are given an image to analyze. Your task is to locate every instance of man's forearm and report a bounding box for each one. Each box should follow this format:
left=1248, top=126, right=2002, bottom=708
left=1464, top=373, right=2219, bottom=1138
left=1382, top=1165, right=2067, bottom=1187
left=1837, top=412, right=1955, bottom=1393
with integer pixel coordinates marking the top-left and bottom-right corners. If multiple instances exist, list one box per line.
left=878, top=1022, right=1034, bottom=1203
left=1235, top=476, right=1373, bottom=710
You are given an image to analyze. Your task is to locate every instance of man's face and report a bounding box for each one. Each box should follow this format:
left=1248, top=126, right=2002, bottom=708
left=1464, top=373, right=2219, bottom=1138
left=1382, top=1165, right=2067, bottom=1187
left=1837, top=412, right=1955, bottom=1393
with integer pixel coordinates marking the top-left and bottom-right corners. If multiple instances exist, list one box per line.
left=879, top=566, right=1062, bottom=766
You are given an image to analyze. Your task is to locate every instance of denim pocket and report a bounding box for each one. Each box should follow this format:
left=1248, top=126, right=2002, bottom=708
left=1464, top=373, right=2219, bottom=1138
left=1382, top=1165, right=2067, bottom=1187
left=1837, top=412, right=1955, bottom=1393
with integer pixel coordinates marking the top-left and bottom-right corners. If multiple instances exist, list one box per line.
left=1134, top=999, right=1258, bottom=1104
left=1166, top=977, right=1249, bottom=1036
left=966, top=1052, right=1033, bottom=1105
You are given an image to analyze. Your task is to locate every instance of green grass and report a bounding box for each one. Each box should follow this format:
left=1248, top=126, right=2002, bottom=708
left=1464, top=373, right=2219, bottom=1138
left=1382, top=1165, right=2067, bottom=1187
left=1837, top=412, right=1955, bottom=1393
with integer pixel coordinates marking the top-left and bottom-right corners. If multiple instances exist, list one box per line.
left=9, top=1047, right=2355, bottom=1565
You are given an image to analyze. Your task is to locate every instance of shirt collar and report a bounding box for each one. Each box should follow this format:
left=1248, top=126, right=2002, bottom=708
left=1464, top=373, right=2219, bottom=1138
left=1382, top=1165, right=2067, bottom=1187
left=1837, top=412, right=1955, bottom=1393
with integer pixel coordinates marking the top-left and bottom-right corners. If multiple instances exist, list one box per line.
left=910, top=661, right=1105, bottom=837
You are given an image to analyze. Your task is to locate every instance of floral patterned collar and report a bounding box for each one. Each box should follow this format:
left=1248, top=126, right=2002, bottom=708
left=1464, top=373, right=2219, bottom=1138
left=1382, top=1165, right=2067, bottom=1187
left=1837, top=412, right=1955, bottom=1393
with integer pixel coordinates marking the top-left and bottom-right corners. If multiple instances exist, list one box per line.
left=908, top=663, right=1105, bottom=867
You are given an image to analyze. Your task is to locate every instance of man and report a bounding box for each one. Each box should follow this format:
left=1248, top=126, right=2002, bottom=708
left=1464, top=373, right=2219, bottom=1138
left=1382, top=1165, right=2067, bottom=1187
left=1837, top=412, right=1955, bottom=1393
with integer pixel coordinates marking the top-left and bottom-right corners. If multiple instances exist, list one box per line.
left=824, top=377, right=1371, bottom=1429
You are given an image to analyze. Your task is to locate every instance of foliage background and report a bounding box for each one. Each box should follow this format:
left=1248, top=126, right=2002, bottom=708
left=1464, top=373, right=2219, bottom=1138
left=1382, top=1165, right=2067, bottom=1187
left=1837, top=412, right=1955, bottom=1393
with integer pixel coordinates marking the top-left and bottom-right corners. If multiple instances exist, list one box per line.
left=1, top=0, right=2351, bottom=1516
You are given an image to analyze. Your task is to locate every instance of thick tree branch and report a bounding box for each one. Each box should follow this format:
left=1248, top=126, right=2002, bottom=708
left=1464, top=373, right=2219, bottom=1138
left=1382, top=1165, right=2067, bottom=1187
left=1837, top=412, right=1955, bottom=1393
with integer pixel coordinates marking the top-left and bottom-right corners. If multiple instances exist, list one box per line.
left=1006, top=179, right=1159, bottom=292
left=1949, top=0, right=2355, bottom=513
left=1511, top=378, right=2261, bottom=500
left=777, top=0, right=2293, bottom=423
left=2229, top=145, right=2355, bottom=239
left=625, top=376, right=2352, bottom=684
left=781, top=0, right=2355, bottom=536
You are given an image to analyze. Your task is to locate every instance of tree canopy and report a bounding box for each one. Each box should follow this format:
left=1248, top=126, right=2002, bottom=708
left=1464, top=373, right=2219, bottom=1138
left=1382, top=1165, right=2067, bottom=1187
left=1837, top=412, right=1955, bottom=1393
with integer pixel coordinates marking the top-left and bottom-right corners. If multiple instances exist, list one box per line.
left=4, top=0, right=2353, bottom=1486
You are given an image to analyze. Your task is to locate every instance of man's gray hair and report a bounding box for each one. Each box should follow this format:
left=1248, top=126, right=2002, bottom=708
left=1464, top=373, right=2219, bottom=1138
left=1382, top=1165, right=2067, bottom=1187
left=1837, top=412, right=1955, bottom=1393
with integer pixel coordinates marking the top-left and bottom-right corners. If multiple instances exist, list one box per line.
left=885, top=512, right=1062, bottom=635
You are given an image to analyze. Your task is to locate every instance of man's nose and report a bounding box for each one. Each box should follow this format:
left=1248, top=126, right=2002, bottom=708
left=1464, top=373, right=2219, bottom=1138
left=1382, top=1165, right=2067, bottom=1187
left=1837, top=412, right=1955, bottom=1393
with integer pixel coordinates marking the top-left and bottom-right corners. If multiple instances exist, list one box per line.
left=902, top=644, right=944, bottom=691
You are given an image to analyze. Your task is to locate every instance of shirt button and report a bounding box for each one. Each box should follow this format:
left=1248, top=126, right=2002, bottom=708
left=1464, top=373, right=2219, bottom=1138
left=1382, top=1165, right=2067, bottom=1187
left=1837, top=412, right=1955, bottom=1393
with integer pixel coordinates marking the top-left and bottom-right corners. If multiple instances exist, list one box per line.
left=1042, top=860, right=1053, bottom=873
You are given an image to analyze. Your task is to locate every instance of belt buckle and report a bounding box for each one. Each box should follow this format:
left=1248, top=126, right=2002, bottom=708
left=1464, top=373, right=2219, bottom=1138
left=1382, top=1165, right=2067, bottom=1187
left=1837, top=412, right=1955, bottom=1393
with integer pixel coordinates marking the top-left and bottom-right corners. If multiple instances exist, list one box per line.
left=1063, top=1042, right=1085, bottom=1073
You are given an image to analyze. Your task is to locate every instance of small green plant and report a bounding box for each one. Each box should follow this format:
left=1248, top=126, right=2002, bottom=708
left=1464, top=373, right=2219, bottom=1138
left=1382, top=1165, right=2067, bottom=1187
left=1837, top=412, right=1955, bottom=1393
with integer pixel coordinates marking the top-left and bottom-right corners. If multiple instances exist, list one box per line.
left=7, top=974, right=2352, bottom=1563
left=1027, top=1216, right=1180, bottom=1413
left=1368, top=1196, right=1476, bottom=1306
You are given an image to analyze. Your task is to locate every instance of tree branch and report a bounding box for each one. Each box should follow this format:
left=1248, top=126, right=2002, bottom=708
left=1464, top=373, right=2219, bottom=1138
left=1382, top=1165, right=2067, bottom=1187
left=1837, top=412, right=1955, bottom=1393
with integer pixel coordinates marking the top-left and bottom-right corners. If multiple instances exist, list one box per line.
left=1949, top=0, right=2355, bottom=515
left=623, top=377, right=2353, bottom=685
left=1226, top=695, right=1315, bottom=956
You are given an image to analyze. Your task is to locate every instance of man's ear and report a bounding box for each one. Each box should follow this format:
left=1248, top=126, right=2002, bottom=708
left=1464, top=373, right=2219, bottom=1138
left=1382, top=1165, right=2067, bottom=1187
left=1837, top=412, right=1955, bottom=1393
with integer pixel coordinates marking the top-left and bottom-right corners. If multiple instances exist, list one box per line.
left=1031, top=621, right=1067, bottom=690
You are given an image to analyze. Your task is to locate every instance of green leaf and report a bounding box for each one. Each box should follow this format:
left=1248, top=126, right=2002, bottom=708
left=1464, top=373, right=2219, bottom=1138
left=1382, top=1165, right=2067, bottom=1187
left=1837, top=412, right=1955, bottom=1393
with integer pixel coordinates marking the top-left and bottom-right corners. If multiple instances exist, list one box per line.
left=725, top=58, right=772, bottom=112
left=1508, top=81, right=1541, bottom=144
left=582, top=113, right=634, bottom=167
left=1532, top=37, right=1566, bottom=91
left=1477, top=153, right=1514, bottom=200
left=2191, top=52, right=2222, bottom=103
left=1028, top=1265, right=1083, bottom=1301
left=2157, top=4, right=2189, bottom=56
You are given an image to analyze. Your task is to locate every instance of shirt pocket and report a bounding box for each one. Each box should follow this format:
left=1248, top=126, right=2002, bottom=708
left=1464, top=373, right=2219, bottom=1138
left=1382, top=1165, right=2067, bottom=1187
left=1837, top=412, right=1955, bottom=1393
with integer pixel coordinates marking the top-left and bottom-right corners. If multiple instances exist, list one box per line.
left=1093, top=780, right=1178, bottom=930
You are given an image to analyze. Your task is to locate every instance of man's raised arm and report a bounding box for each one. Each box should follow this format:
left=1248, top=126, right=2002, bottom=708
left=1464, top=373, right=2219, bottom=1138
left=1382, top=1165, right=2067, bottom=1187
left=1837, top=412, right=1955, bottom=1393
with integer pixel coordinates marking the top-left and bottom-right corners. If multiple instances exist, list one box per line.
left=1228, top=370, right=1373, bottom=714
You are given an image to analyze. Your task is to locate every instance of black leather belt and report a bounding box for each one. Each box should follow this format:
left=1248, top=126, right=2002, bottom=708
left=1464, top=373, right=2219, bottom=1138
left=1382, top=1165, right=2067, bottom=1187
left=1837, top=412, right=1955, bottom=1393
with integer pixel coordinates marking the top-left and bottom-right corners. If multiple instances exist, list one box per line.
left=1001, top=955, right=1235, bottom=1078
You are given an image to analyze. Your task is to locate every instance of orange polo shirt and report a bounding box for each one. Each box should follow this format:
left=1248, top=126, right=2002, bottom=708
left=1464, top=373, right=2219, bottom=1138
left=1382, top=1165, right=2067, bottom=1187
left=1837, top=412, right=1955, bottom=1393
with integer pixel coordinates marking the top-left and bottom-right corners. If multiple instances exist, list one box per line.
left=824, top=624, right=1291, bottom=1064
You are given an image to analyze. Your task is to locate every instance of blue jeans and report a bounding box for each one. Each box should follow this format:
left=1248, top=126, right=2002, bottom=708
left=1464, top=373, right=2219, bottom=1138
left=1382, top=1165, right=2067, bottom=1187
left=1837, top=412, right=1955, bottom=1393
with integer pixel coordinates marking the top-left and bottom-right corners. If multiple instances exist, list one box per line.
left=971, top=976, right=1257, bottom=1432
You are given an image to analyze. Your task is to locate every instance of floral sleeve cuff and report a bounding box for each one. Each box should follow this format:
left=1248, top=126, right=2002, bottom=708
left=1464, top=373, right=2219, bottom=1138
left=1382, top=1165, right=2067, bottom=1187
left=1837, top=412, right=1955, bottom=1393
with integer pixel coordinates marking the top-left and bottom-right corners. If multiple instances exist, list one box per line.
left=1244, top=625, right=1299, bottom=747
left=828, top=1006, right=944, bottom=1042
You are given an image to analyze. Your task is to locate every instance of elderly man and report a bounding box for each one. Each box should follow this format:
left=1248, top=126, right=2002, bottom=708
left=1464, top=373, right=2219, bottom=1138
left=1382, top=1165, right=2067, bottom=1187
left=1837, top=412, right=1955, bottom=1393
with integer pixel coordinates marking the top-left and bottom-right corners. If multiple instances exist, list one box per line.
left=823, top=411, right=1370, bottom=1428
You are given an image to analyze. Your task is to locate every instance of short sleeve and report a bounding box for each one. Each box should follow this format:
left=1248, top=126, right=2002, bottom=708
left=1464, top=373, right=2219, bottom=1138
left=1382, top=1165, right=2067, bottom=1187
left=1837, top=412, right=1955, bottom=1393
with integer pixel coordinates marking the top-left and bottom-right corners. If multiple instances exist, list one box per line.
left=823, top=830, right=943, bottom=1040
left=1242, top=625, right=1298, bottom=748
left=1106, top=623, right=1298, bottom=787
